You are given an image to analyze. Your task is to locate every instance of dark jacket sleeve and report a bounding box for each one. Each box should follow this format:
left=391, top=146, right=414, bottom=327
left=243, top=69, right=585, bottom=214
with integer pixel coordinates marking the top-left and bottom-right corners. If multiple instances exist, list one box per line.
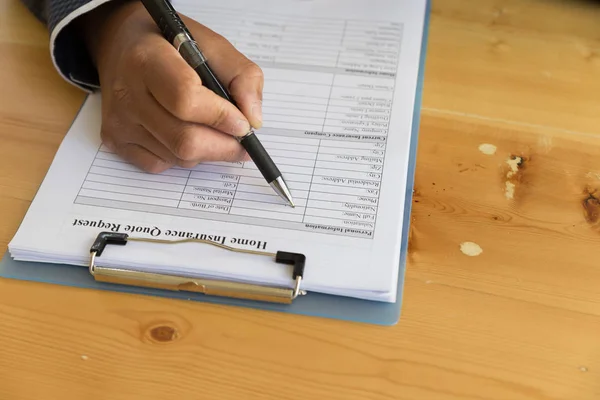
left=20, top=0, right=110, bottom=91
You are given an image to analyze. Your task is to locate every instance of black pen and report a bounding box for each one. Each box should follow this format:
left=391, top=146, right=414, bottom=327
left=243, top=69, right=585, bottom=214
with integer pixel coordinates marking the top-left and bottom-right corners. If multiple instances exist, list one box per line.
left=139, top=0, right=295, bottom=207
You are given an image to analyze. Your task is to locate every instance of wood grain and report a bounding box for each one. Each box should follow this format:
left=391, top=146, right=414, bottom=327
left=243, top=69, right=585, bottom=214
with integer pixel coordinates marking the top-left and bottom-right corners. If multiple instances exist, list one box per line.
left=1, top=0, right=600, bottom=399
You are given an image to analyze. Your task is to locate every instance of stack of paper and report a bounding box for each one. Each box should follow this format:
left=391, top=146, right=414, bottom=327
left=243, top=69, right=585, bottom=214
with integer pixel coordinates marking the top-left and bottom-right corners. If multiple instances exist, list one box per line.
left=8, top=0, right=427, bottom=302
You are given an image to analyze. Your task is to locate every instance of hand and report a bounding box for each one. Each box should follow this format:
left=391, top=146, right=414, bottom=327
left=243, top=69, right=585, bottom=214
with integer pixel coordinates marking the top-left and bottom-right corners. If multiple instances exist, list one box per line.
left=78, top=1, right=263, bottom=173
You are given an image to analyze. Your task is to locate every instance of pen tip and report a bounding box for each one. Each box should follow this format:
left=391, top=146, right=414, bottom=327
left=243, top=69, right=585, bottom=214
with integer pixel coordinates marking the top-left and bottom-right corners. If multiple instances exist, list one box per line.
left=270, top=176, right=296, bottom=208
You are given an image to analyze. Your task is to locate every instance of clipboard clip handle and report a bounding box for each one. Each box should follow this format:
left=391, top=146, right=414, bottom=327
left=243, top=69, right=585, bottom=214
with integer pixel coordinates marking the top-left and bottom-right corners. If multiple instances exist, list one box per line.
left=88, top=232, right=307, bottom=304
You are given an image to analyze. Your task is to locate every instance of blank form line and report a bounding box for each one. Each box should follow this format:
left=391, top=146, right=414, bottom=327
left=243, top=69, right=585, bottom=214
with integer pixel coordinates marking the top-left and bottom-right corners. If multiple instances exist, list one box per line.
left=264, top=115, right=390, bottom=124
left=265, top=79, right=395, bottom=92
left=100, top=146, right=385, bottom=158
left=188, top=6, right=377, bottom=21
left=187, top=176, right=308, bottom=186
left=85, top=179, right=185, bottom=194
left=238, top=43, right=400, bottom=57
left=90, top=163, right=187, bottom=179
left=83, top=171, right=186, bottom=185
left=263, top=104, right=392, bottom=113
left=80, top=188, right=185, bottom=202
left=264, top=92, right=330, bottom=100
left=263, top=94, right=393, bottom=104
left=194, top=165, right=382, bottom=175
left=205, top=25, right=402, bottom=40
left=236, top=44, right=400, bottom=57
left=184, top=202, right=301, bottom=216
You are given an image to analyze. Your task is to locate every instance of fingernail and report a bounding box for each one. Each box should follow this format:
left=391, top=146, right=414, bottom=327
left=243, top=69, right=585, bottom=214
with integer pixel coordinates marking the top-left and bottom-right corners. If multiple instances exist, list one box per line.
left=234, top=119, right=251, bottom=136
left=251, top=101, right=263, bottom=128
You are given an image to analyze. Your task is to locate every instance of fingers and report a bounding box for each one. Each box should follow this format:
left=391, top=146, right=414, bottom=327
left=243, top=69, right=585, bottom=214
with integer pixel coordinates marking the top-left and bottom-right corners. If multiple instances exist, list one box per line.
left=136, top=91, right=249, bottom=164
left=116, top=143, right=174, bottom=174
left=101, top=118, right=176, bottom=173
left=180, top=15, right=264, bottom=128
left=102, top=110, right=249, bottom=174
left=141, top=39, right=254, bottom=136
left=121, top=123, right=180, bottom=165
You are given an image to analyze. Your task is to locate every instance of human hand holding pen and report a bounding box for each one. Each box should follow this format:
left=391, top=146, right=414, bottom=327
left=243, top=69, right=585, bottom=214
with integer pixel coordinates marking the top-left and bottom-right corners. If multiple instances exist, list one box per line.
left=77, top=1, right=263, bottom=173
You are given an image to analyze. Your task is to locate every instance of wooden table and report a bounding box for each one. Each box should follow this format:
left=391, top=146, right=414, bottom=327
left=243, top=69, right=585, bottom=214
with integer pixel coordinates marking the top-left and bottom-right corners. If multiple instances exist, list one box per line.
left=1, top=0, right=599, bottom=398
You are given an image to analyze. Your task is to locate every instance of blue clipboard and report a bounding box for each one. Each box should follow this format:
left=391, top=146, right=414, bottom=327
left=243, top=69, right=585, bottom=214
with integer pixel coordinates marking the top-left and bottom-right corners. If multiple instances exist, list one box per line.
left=0, top=2, right=430, bottom=325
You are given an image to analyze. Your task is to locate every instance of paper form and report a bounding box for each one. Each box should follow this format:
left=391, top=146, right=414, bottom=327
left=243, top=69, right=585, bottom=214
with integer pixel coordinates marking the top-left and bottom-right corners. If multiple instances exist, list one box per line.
left=8, top=0, right=427, bottom=302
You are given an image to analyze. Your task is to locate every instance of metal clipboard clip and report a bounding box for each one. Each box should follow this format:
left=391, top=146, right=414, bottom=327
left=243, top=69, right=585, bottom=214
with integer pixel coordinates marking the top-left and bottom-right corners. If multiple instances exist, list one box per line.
left=88, top=232, right=307, bottom=304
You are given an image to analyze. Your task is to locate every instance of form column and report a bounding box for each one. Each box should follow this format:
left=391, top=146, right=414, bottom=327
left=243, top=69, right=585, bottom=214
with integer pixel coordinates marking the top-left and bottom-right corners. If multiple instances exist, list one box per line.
left=178, top=163, right=243, bottom=214
left=337, top=19, right=402, bottom=76
left=303, top=138, right=385, bottom=237
left=323, top=74, right=395, bottom=136
left=261, top=68, right=333, bottom=132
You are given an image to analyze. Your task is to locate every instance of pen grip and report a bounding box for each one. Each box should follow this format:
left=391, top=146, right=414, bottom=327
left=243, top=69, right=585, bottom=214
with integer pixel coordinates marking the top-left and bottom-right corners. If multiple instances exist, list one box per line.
left=239, top=134, right=281, bottom=183
left=190, top=53, right=281, bottom=183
